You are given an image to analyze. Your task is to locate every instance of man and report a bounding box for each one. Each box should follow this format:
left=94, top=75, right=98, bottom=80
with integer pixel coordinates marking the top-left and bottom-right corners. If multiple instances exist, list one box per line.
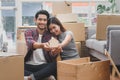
left=24, top=10, right=57, bottom=80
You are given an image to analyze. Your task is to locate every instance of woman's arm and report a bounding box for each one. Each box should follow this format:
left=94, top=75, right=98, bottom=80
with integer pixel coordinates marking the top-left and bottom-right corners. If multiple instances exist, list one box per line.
left=51, top=33, right=72, bottom=55
left=60, top=34, right=72, bottom=48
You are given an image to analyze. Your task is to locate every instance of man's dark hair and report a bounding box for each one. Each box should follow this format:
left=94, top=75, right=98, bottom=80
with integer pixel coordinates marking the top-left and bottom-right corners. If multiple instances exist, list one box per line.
left=35, top=10, right=50, bottom=19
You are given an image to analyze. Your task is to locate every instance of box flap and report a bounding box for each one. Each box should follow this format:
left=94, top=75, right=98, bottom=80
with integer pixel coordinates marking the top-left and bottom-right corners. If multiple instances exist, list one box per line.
left=56, top=13, right=78, bottom=23
left=52, top=1, right=72, bottom=15
left=0, top=53, right=21, bottom=57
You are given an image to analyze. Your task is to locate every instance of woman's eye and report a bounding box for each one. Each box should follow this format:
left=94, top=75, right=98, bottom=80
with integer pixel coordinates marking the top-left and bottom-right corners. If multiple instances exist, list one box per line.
left=53, top=26, right=56, bottom=29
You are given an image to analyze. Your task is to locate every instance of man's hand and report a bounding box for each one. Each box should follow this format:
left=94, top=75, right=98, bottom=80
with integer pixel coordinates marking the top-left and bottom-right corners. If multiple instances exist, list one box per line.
left=42, top=42, right=51, bottom=51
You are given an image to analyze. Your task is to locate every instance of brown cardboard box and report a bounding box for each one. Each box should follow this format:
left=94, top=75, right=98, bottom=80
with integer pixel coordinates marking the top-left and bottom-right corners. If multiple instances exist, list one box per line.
left=62, top=23, right=85, bottom=42
left=52, top=1, right=72, bottom=15
left=75, top=42, right=81, bottom=56
left=96, top=14, right=120, bottom=40
left=18, top=26, right=36, bottom=29
left=56, top=13, right=78, bottom=23
left=17, top=29, right=25, bottom=40
left=17, top=28, right=27, bottom=56
left=57, top=57, right=110, bottom=80
left=17, top=40, right=27, bottom=57
left=17, top=26, right=36, bottom=40
left=0, top=53, right=24, bottom=80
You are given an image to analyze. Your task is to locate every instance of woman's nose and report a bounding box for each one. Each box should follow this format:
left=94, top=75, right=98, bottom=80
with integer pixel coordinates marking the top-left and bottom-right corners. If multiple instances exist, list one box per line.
left=51, top=29, right=55, bottom=33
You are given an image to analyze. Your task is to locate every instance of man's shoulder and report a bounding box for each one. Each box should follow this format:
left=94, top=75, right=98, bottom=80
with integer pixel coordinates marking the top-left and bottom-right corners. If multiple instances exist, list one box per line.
left=44, top=30, right=52, bottom=35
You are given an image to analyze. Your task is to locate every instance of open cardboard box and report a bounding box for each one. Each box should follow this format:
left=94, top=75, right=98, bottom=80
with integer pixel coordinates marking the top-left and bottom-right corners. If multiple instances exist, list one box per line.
left=57, top=57, right=110, bottom=80
left=0, top=53, right=24, bottom=80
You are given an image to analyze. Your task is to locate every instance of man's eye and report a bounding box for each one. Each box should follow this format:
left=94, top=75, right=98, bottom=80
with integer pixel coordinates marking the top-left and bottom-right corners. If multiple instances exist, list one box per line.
left=39, top=18, right=42, bottom=20
left=38, top=18, right=47, bottom=21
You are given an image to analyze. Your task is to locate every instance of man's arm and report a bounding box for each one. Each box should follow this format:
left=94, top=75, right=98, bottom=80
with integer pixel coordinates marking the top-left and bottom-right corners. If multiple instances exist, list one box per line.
left=33, top=42, right=44, bottom=49
left=24, top=29, right=51, bottom=51
left=24, top=29, right=35, bottom=50
left=33, top=42, right=50, bottom=51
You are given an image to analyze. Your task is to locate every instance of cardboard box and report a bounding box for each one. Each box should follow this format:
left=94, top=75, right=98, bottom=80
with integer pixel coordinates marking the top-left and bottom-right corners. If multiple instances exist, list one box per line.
left=18, top=26, right=36, bottom=29
left=56, top=13, right=78, bottom=23
left=52, top=1, right=72, bottom=15
left=17, top=27, right=35, bottom=56
left=62, top=23, right=85, bottom=42
left=0, top=53, right=24, bottom=80
left=75, top=42, right=81, bottom=56
left=17, top=29, right=25, bottom=40
left=17, top=40, right=27, bottom=57
left=96, top=14, right=120, bottom=40
left=17, top=26, right=36, bottom=40
left=57, top=57, right=110, bottom=80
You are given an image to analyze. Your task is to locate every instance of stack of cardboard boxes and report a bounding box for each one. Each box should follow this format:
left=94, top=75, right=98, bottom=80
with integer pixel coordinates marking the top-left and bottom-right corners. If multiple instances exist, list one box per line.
left=52, top=1, right=85, bottom=56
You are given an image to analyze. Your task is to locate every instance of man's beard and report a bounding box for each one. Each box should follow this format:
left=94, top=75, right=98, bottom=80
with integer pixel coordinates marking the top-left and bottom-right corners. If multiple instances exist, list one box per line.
left=38, top=25, right=46, bottom=30
left=38, top=27, right=46, bottom=30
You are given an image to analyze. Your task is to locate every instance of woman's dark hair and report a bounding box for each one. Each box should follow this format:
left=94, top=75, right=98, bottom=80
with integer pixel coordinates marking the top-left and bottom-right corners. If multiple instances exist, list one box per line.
left=35, top=10, right=50, bottom=20
left=47, top=17, right=66, bottom=33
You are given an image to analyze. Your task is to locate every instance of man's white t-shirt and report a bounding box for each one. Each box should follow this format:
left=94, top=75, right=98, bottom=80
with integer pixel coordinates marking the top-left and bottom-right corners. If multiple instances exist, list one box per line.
left=26, top=34, right=47, bottom=65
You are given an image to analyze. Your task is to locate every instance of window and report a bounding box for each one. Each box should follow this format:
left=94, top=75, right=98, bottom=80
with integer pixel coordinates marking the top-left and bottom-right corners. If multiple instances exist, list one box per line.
left=0, top=0, right=16, bottom=52
left=1, top=0, right=15, bottom=6
left=22, top=2, right=43, bottom=26
left=72, top=2, right=97, bottom=26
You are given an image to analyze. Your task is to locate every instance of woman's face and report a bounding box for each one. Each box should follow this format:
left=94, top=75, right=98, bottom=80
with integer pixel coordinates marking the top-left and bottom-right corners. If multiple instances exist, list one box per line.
left=49, top=23, right=62, bottom=36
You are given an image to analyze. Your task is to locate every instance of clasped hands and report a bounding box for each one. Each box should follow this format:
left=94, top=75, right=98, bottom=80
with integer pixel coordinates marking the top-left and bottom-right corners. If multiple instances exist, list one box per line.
left=42, top=42, right=62, bottom=56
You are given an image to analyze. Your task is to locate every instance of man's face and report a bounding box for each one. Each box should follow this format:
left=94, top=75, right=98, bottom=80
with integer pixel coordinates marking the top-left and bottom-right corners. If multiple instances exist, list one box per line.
left=35, top=14, right=47, bottom=30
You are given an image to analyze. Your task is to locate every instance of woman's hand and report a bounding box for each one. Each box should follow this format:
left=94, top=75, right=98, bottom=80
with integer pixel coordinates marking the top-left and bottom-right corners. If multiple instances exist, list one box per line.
left=51, top=44, right=63, bottom=56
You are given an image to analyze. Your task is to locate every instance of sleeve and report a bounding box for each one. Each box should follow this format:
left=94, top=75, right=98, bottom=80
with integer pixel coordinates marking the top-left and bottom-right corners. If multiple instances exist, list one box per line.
left=24, top=29, right=36, bottom=50
left=66, top=31, right=74, bottom=38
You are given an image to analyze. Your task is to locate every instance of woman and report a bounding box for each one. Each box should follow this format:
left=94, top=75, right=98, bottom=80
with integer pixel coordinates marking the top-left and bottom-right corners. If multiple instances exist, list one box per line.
left=47, top=17, right=80, bottom=60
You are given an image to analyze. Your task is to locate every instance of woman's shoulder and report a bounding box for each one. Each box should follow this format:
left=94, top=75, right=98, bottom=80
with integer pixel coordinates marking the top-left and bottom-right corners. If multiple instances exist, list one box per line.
left=65, top=30, right=73, bottom=35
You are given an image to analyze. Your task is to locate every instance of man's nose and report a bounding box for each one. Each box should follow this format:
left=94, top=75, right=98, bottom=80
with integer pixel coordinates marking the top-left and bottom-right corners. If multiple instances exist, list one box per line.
left=40, top=20, right=45, bottom=23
